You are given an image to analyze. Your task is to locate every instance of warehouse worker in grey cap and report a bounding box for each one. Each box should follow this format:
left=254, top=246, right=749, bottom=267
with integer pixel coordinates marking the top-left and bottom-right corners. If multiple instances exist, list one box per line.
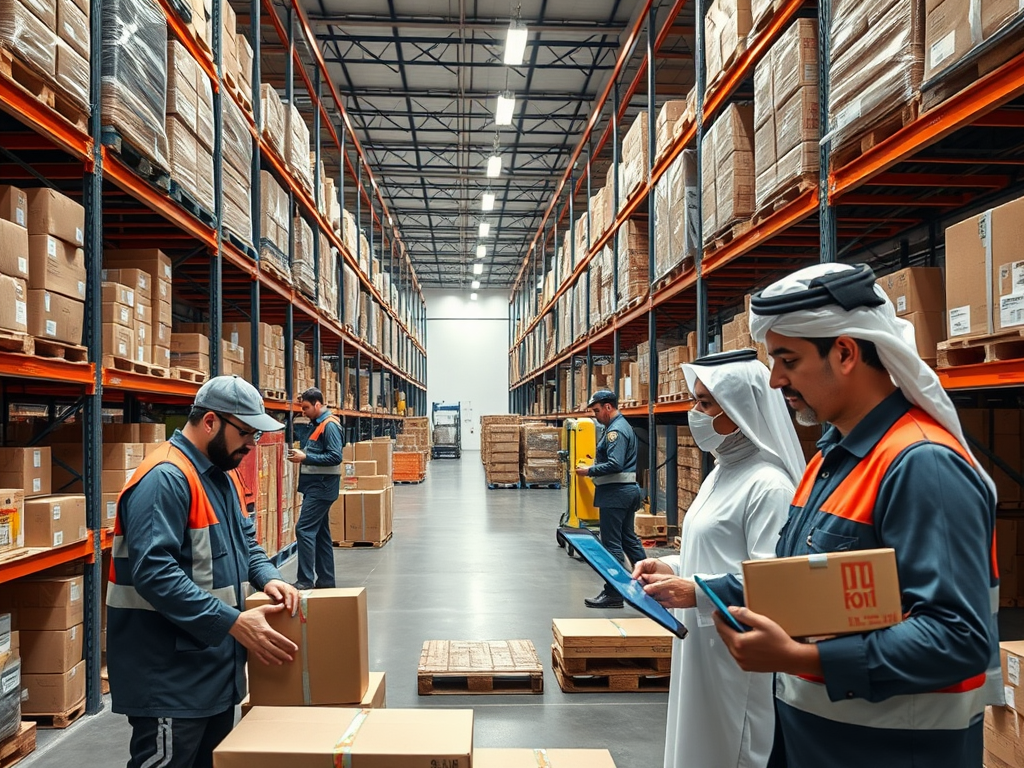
left=108, top=375, right=300, bottom=768
left=575, top=389, right=646, bottom=609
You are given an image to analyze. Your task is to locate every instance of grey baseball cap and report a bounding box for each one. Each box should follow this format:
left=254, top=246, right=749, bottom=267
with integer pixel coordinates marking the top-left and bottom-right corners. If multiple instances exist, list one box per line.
left=587, top=389, right=618, bottom=408
left=193, top=375, right=285, bottom=433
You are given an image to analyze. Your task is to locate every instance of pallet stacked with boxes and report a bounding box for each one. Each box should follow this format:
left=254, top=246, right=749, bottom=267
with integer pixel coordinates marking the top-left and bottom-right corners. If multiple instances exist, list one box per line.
left=329, top=440, right=394, bottom=546
left=702, top=103, right=755, bottom=246
left=105, top=250, right=173, bottom=375
left=481, top=416, right=521, bottom=488
left=656, top=336, right=698, bottom=402
left=519, top=424, right=562, bottom=488
left=551, top=618, right=672, bottom=693
left=165, top=40, right=215, bottom=217
left=676, top=428, right=702, bottom=517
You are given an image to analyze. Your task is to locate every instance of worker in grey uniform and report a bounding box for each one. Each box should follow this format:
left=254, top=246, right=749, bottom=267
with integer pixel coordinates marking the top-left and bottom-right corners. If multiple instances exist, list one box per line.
left=575, top=389, right=646, bottom=609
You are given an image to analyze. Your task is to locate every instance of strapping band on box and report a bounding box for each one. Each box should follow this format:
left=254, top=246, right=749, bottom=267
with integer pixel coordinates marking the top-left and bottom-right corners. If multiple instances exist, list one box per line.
left=299, top=591, right=312, bottom=705
left=533, top=748, right=553, bottom=767
left=609, top=620, right=628, bottom=638
left=332, top=709, right=371, bottom=768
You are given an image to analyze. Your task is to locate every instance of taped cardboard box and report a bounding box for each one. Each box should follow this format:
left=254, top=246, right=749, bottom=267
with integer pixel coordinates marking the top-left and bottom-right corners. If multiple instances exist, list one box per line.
left=245, top=588, right=369, bottom=706
left=0, top=447, right=49, bottom=498
left=552, top=618, right=674, bottom=658
left=23, top=494, right=86, bottom=548
left=475, top=749, right=617, bottom=768
left=344, top=489, right=392, bottom=543
left=0, top=276, right=27, bottom=334
left=1001, top=641, right=1024, bottom=718
left=213, top=707, right=474, bottom=768
left=25, top=187, right=84, bottom=248
left=27, top=289, right=83, bottom=345
left=743, top=548, right=902, bottom=638
left=0, top=185, right=26, bottom=228
left=28, top=235, right=85, bottom=301
left=22, top=658, right=83, bottom=714
left=0, top=575, right=83, bottom=631
left=19, top=623, right=82, bottom=674
left=242, top=670, right=386, bottom=716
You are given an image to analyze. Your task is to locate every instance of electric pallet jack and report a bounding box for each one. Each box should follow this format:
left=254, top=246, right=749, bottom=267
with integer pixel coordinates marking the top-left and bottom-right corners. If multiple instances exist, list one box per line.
left=556, top=417, right=602, bottom=557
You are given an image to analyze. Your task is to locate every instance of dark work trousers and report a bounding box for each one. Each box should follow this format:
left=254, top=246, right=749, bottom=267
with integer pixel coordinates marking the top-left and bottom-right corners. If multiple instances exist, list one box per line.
left=127, top=708, right=234, bottom=768
left=295, top=475, right=340, bottom=588
left=598, top=488, right=646, bottom=594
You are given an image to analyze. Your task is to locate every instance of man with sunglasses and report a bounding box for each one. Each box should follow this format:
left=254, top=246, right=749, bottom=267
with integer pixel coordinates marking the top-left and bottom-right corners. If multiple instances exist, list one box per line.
left=108, top=375, right=301, bottom=768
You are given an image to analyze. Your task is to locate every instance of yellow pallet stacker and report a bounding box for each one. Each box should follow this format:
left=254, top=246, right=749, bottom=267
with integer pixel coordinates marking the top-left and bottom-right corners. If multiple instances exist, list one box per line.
left=556, top=417, right=601, bottom=556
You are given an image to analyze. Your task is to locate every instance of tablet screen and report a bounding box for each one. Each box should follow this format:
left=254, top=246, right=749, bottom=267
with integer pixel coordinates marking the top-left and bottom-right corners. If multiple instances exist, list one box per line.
left=561, top=528, right=688, bottom=639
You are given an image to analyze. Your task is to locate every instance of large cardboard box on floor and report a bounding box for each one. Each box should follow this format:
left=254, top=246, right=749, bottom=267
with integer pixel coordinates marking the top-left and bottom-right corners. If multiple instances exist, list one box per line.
left=19, top=624, right=82, bottom=674
left=21, top=658, right=84, bottom=714
left=245, top=588, right=369, bottom=706
left=213, top=707, right=474, bottom=768
left=0, top=490, right=23, bottom=554
left=344, top=489, right=392, bottom=543
left=551, top=618, right=674, bottom=658
left=0, top=447, right=50, bottom=498
left=475, top=749, right=617, bottom=768
left=354, top=440, right=393, bottom=479
left=743, top=548, right=902, bottom=638
left=0, top=576, right=83, bottom=631
left=23, top=494, right=86, bottom=548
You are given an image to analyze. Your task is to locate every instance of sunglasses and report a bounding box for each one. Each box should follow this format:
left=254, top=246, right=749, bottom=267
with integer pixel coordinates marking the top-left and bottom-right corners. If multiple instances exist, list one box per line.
left=216, top=413, right=263, bottom=442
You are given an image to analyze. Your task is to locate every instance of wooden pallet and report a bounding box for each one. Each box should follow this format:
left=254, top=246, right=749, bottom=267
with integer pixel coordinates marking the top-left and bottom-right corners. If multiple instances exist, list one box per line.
left=705, top=218, right=753, bottom=253
left=101, top=127, right=171, bottom=192
left=653, top=261, right=690, bottom=292
left=830, top=96, right=922, bottom=170
left=171, top=366, right=207, bottom=383
left=937, top=329, right=1024, bottom=368
left=672, top=536, right=682, bottom=550
left=0, top=722, right=35, bottom=768
left=334, top=532, right=393, bottom=549
left=394, top=477, right=426, bottom=484
left=100, top=665, right=109, bottom=695
left=32, top=338, right=89, bottom=363
left=753, top=174, right=818, bottom=225
left=418, top=640, right=544, bottom=695
left=0, top=49, right=55, bottom=108
left=656, top=392, right=690, bottom=403
left=552, top=644, right=671, bottom=675
left=0, top=332, right=33, bottom=355
left=25, top=698, right=86, bottom=729
left=52, top=89, right=88, bottom=134
left=260, top=389, right=287, bottom=401
left=487, top=481, right=520, bottom=489
left=225, top=231, right=257, bottom=261
left=552, top=654, right=670, bottom=694
left=102, top=355, right=169, bottom=378
left=169, top=181, right=216, bottom=228
left=523, top=481, right=561, bottom=490
left=228, top=82, right=253, bottom=115
left=704, top=39, right=749, bottom=98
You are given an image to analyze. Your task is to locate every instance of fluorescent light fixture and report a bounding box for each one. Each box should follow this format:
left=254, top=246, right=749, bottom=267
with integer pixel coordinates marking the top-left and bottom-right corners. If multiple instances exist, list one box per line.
left=504, top=21, right=528, bottom=66
left=478, top=222, right=490, bottom=238
left=481, top=192, right=495, bottom=211
left=476, top=244, right=486, bottom=259
left=470, top=292, right=479, bottom=301
left=486, top=154, right=502, bottom=178
left=495, top=92, right=516, bottom=126
left=472, top=280, right=481, bottom=289
left=473, top=263, right=483, bottom=275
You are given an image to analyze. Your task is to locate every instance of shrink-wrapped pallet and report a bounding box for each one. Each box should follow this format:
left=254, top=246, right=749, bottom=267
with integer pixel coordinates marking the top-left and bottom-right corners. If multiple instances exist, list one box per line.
left=342, top=263, right=359, bottom=330
left=705, top=0, right=752, bottom=93
left=616, top=220, right=650, bottom=306
left=55, top=38, right=87, bottom=110
left=221, top=94, right=252, bottom=245
left=291, top=216, right=315, bottom=298
left=260, top=83, right=285, bottom=156
left=285, top=103, right=312, bottom=193
left=0, top=0, right=57, bottom=80
left=702, top=104, right=755, bottom=243
left=653, top=149, right=698, bottom=281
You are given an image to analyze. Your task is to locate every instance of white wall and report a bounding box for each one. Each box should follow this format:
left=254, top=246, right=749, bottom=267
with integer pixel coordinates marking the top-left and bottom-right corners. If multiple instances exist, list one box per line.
left=425, top=289, right=510, bottom=451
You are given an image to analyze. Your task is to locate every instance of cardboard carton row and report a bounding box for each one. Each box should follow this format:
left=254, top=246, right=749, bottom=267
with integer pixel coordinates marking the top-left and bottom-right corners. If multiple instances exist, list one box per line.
left=702, top=103, right=755, bottom=243
left=520, top=425, right=561, bottom=485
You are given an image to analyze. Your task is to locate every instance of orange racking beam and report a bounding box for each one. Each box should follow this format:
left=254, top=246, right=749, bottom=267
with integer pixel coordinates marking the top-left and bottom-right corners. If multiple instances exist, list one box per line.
left=1, top=355, right=95, bottom=389
left=0, top=533, right=98, bottom=584
left=103, top=370, right=200, bottom=399
left=937, top=359, right=1024, bottom=390
left=0, top=77, right=90, bottom=162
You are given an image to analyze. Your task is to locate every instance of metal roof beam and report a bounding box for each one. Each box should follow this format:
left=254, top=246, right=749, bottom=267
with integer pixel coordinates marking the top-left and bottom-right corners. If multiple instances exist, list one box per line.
left=309, top=15, right=628, bottom=35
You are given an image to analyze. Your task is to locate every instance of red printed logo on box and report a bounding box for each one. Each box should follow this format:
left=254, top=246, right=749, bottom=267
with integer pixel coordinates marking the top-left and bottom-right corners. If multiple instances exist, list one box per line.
left=842, top=561, right=877, bottom=611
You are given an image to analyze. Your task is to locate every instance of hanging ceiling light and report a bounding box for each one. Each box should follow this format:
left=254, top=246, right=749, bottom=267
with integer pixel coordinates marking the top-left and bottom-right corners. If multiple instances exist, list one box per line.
left=478, top=222, right=490, bottom=238
left=481, top=191, right=495, bottom=211
left=486, top=154, right=503, bottom=178
left=473, top=263, right=483, bottom=275
left=495, top=91, right=516, bottom=126
left=504, top=20, right=528, bottom=66
left=470, top=292, right=479, bottom=301
left=476, top=244, right=487, bottom=259
left=472, top=280, right=481, bottom=289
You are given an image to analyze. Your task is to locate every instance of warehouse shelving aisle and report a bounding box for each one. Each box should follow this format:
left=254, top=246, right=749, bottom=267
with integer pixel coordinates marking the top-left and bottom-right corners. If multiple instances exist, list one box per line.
left=20, top=457, right=670, bottom=767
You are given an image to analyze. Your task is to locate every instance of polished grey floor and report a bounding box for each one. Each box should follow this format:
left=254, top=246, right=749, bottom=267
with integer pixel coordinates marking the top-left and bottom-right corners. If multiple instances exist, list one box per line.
left=22, top=452, right=670, bottom=767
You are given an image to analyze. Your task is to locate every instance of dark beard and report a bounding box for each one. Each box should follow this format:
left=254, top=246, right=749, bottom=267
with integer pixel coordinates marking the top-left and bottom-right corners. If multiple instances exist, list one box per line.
left=209, top=424, right=248, bottom=471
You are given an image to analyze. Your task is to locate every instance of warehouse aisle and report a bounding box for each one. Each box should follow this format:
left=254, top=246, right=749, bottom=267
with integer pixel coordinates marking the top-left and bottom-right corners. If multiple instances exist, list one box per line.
left=23, top=454, right=668, bottom=767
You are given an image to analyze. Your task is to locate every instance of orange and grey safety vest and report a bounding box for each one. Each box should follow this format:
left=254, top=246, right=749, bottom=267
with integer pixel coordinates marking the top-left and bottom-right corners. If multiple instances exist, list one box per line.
left=300, top=413, right=343, bottom=476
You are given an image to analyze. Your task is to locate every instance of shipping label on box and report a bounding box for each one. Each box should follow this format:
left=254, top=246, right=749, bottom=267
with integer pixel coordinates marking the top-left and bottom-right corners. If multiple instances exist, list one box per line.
left=0, top=217, right=29, bottom=281
left=23, top=494, right=86, bottom=548
left=101, top=492, right=118, bottom=529
left=0, top=447, right=50, bottom=498
left=0, top=185, right=27, bottom=228
left=742, top=548, right=902, bottom=638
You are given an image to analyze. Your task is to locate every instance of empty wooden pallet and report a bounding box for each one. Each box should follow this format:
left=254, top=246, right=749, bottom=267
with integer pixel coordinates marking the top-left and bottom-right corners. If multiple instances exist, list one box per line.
left=418, top=640, right=543, bottom=695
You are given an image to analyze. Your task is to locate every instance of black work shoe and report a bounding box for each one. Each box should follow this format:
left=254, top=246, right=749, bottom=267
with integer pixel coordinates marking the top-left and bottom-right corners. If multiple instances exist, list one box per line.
left=293, top=581, right=314, bottom=590
left=584, top=592, right=624, bottom=609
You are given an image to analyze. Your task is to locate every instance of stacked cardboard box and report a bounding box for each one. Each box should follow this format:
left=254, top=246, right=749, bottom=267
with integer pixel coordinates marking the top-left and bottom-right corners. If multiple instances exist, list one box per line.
left=100, top=0, right=168, bottom=168
left=179, top=0, right=211, bottom=51
left=285, top=103, right=312, bottom=194
left=619, top=112, right=649, bottom=202
left=520, top=424, right=562, bottom=486
left=656, top=344, right=695, bottom=400
left=875, top=266, right=946, bottom=362
left=655, top=99, right=690, bottom=160
left=234, top=33, right=254, bottom=112
left=944, top=194, right=1024, bottom=339
left=221, top=90, right=253, bottom=247
left=0, top=0, right=57, bottom=89
left=319, top=359, right=340, bottom=407
left=0, top=186, right=30, bottom=336
left=704, top=0, right=752, bottom=92
left=54, top=0, right=90, bottom=112
left=984, top=642, right=1024, bottom=767
left=396, top=417, right=430, bottom=454
left=635, top=512, right=667, bottom=539
left=0, top=490, right=23, bottom=555
left=676, top=427, right=702, bottom=515
left=165, top=40, right=215, bottom=213
left=223, top=322, right=286, bottom=392
left=292, top=340, right=314, bottom=397
left=653, top=150, right=698, bottom=281
left=481, top=417, right=521, bottom=485
left=101, top=269, right=151, bottom=365
left=616, top=220, right=650, bottom=306
left=260, top=83, right=286, bottom=158
left=0, top=447, right=50, bottom=500
left=26, top=188, right=85, bottom=346
left=292, top=216, right=316, bottom=298
left=828, top=0, right=924, bottom=152
left=318, top=235, right=339, bottom=321
left=551, top=618, right=673, bottom=693
left=23, top=491, right=84, bottom=548
left=0, top=615, right=19, bottom=740
left=702, top=104, right=755, bottom=244
left=259, top=171, right=290, bottom=280
left=105, top=249, right=173, bottom=370
left=754, top=19, right=819, bottom=211
left=170, top=332, right=210, bottom=376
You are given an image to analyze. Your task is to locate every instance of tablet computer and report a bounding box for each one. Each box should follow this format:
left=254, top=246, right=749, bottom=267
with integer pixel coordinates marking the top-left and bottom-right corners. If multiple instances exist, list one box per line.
left=560, top=528, right=688, bottom=639
left=693, top=575, right=748, bottom=633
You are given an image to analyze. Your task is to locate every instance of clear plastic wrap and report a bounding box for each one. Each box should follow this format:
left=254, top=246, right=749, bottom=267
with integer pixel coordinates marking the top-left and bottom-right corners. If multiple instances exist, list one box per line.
left=597, top=246, right=614, bottom=322
left=343, top=263, right=358, bottom=329
left=616, top=220, right=649, bottom=305
left=0, top=0, right=57, bottom=79
left=358, top=233, right=370, bottom=275
left=0, top=659, right=19, bottom=743
left=704, top=0, right=753, bottom=91
left=101, top=0, right=168, bottom=168
left=166, top=116, right=199, bottom=195
left=655, top=99, right=688, bottom=158
left=285, top=103, right=312, bottom=193
left=702, top=104, right=755, bottom=241
left=574, top=210, right=590, bottom=263
left=588, top=259, right=602, bottom=328
left=620, top=111, right=649, bottom=198
left=57, top=0, right=88, bottom=59
left=222, top=163, right=252, bottom=245
left=654, top=148, right=698, bottom=280
left=259, top=171, right=289, bottom=278
left=221, top=90, right=251, bottom=180
left=55, top=38, right=88, bottom=111
left=589, top=189, right=605, bottom=241
left=291, top=216, right=315, bottom=298
left=752, top=0, right=775, bottom=31
left=235, top=32, right=253, bottom=92
left=167, top=41, right=199, bottom=133
left=260, top=83, right=285, bottom=156
left=21, top=0, right=54, bottom=28
left=828, top=0, right=923, bottom=150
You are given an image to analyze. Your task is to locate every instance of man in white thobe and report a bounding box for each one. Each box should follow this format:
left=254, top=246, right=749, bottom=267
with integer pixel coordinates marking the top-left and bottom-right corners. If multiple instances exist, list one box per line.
left=634, top=349, right=805, bottom=768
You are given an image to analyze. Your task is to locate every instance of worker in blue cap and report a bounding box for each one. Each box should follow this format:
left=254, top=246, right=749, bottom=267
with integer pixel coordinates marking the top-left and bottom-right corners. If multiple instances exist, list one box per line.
left=575, top=389, right=646, bottom=608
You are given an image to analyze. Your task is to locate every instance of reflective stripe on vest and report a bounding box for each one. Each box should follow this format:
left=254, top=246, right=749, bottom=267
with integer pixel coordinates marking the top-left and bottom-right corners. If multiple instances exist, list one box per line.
left=786, top=407, right=998, bottom=722
left=593, top=471, right=637, bottom=485
left=107, top=441, right=246, bottom=609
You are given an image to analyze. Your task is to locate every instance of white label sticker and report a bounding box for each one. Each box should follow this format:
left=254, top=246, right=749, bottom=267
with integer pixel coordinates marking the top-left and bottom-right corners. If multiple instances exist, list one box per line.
left=949, top=306, right=971, bottom=337
left=53, top=504, right=60, bottom=520
left=1012, top=261, right=1024, bottom=295
left=120, top=307, right=129, bottom=324
left=106, top=500, right=116, bottom=519
left=63, top=21, right=74, bottom=38
left=126, top=467, right=136, bottom=483
left=1006, top=685, right=1016, bottom=710
left=69, top=665, right=76, bottom=679
left=46, top=237, right=56, bottom=258
left=14, top=301, right=25, bottom=326
left=77, top=281, right=84, bottom=298
left=70, top=583, right=80, bottom=602
left=17, top=257, right=25, bottom=274
left=126, top=289, right=134, bottom=306
left=15, top=209, right=23, bottom=226
left=140, top=274, right=148, bottom=289
left=44, top=292, right=51, bottom=311
left=896, top=295, right=907, bottom=313
left=76, top=227, right=82, bottom=243
left=53, top=531, right=62, bottom=547
left=930, top=31, right=956, bottom=68
left=118, top=340, right=127, bottom=356
left=1002, top=294, right=1024, bottom=328
left=32, top=478, right=40, bottom=493
left=136, top=303, right=144, bottom=317
left=1010, top=655, right=1021, bottom=686
left=137, top=346, right=144, bottom=361
left=70, top=626, right=77, bottom=640
left=32, top=450, right=40, bottom=468
left=0, top=524, right=10, bottom=547
left=45, top=320, right=56, bottom=336
left=835, top=97, right=862, bottom=130
left=2, top=670, right=17, bottom=695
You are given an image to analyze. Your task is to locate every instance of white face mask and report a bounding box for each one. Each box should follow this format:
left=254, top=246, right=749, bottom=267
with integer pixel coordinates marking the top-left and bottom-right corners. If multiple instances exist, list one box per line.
left=688, top=409, right=737, bottom=454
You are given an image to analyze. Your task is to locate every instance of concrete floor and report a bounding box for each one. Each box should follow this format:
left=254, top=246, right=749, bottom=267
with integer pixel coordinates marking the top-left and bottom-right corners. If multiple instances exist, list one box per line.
left=22, top=452, right=670, bottom=767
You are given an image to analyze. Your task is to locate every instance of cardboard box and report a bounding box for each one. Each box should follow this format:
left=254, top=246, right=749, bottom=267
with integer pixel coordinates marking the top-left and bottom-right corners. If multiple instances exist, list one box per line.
left=137, top=422, right=166, bottom=443
left=56, top=0, right=88, bottom=59
left=28, top=235, right=85, bottom=300
left=171, top=333, right=210, bottom=355
left=23, top=494, right=86, bottom=548
left=101, top=282, right=134, bottom=307
left=924, top=0, right=976, bottom=79
left=242, top=670, right=387, bottom=716
left=474, top=749, right=617, bottom=768
left=102, top=443, right=144, bottom=471
left=101, top=492, right=118, bottom=529
left=985, top=704, right=1024, bottom=768
left=101, top=468, right=135, bottom=495
left=21, top=658, right=84, bottom=714
left=101, top=301, right=133, bottom=327
left=245, top=588, right=369, bottom=706
left=55, top=39, right=88, bottom=111
left=101, top=268, right=151, bottom=302
left=25, top=188, right=83, bottom=247
left=103, top=249, right=172, bottom=284
left=1001, top=640, right=1024, bottom=715
left=904, top=310, right=946, bottom=361
left=552, top=618, right=674, bottom=658
left=27, top=290, right=83, bottom=345
left=0, top=447, right=50, bottom=498
left=353, top=440, right=393, bottom=479
left=102, top=322, right=134, bottom=360
left=0, top=275, right=27, bottom=334
left=0, top=217, right=29, bottom=280
left=344, top=489, right=391, bottom=543
left=743, top=548, right=902, bottom=638
left=19, top=624, right=82, bottom=673
left=875, top=267, right=945, bottom=316
left=0, top=490, right=23, bottom=554
left=343, top=460, right=378, bottom=478
left=0, top=185, right=27, bottom=228
left=213, top=707, right=474, bottom=768
left=0, top=576, right=84, bottom=631
left=351, top=476, right=391, bottom=492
